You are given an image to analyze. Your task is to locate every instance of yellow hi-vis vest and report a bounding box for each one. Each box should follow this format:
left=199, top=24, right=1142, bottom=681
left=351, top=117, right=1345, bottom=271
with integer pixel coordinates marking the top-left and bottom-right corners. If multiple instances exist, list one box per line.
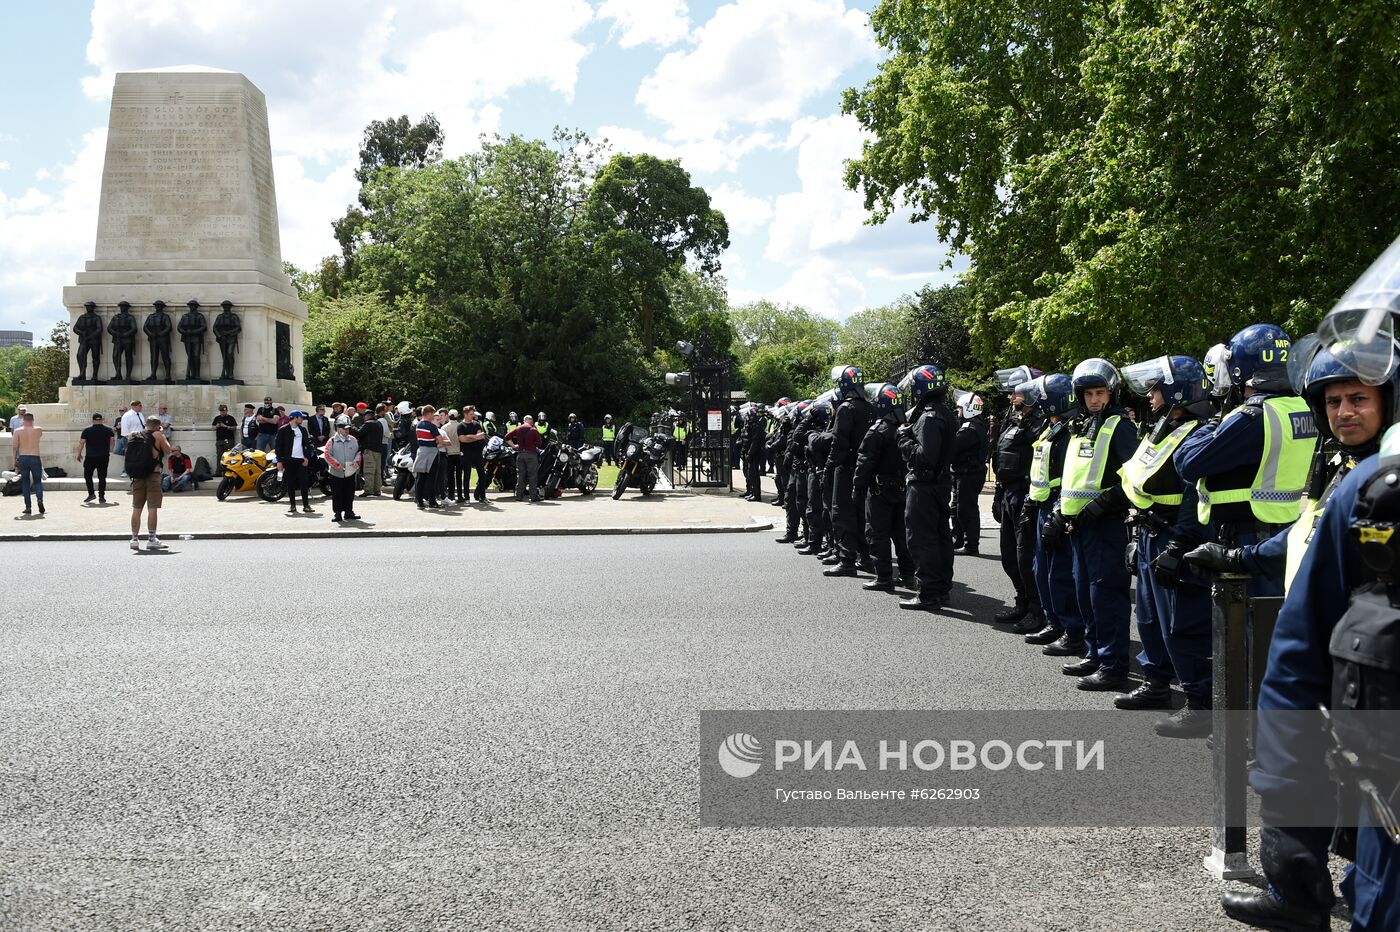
left=1060, top=415, right=1124, bottom=516
left=1028, top=425, right=1059, bottom=503
left=1196, top=396, right=1315, bottom=525
left=1283, top=453, right=1357, bottom=594
left=1120, top=421, right=1198, bottom=509
left=674, top=425, right=688, bottom=442
left=602, top=425, right=615, bottom=441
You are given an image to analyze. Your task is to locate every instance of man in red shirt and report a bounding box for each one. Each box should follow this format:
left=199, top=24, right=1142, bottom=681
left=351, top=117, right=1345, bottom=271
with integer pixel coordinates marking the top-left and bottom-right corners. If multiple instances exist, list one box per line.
left=504, top=415, right=544, bottom=502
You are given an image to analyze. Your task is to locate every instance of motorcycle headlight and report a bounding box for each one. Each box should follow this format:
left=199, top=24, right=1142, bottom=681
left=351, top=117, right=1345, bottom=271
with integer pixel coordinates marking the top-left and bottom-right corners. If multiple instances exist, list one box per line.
left=627, top=444, right=638, bottom=456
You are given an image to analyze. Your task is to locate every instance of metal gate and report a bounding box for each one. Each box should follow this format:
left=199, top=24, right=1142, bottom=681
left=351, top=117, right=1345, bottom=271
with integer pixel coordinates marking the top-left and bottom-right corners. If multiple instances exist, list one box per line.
left=687, top=361, right=731, bottom=488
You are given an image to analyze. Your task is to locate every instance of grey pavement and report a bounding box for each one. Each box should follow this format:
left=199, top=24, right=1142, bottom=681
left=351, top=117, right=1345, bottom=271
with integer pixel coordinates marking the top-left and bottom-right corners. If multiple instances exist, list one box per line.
left=1, top=531, right=1349, bottom=930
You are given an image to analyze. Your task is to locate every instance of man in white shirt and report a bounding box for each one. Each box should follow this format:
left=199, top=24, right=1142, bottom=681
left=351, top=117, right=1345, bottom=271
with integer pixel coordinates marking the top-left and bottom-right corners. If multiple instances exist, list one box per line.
left=156, top=402, right=173, bottom=441
left=119, top=400, right=146, bottom=437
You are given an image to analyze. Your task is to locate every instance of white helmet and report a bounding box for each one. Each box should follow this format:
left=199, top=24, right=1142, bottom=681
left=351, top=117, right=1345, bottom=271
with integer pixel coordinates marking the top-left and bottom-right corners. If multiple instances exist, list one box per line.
left=485, top=411, right=496, bottom=422
left=395, top=401, right=412, bottom=416
left=537, top=411, right=547, bottom=422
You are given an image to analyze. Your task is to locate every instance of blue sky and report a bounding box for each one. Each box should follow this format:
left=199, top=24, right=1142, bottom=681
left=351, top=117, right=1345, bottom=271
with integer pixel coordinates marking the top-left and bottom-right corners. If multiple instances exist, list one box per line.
left=0, top=0, right=960, bottom=341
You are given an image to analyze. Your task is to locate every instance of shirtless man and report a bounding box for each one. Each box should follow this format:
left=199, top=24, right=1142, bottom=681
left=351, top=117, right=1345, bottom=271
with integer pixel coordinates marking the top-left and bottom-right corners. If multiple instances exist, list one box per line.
left=11, top=412, right=44, bottom=515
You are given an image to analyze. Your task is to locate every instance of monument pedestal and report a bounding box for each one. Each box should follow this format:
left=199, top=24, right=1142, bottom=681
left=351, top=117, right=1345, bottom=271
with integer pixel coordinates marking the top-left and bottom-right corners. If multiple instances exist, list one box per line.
left=14, top=69, right=313, bottom=466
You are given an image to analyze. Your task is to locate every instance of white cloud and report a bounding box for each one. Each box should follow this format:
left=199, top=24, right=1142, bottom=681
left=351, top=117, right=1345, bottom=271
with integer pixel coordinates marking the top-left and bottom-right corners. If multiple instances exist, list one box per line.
left=758, top=115, right=954, bottom=317
left=597, top=124, right=776, bottom=174
left=708, top=182, right=771, bottom=235
left=597, top=0, right=689, bottom=48
left=636, top=0, right=875, bottom=141
left=0, top=128, right=107, bottom=334
left=0, top=161, right=9, bottom=172
left=82, top=0, right=594, bottom=161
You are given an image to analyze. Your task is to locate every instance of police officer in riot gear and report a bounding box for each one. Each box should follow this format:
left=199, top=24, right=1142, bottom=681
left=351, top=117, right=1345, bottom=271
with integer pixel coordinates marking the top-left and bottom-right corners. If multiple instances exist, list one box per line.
left=991, top=367, right=1047, bottom=629
left=824, top=366, right=876, bottom=576
left=743, top=404, right=767, bottom=501
left=777, top=401, right=812, bottom=545
left=1187, top=344, right=1388, bottom=591
left=798, top=398, right=835, bottom=557
left=854, top=383, right=914, bottom=592
left=1116, top=355, right=1216, bottom=735
left=1042, top=358, right=1138, bottom=690
left=768, top=399, right=792, bottom=508
left=1175, top=324, right=1316, bottom=597
left=1220, top=240, right=1400, bottom=931
left=950, top=390, right=989, bottom=555
left=1021, top=374, right=1088, bottom=648
left=897, top=365, right=956, bottom=610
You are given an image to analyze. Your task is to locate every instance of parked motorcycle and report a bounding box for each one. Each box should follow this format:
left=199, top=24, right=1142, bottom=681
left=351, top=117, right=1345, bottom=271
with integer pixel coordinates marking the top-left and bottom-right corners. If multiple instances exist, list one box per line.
left=612, top=423, right=672, bottom=499
left=482, top=436, right=518, bottom=493
left=391, top=443, right=416, bottom=500
left=253, top=450, right=333, bottom=502
left=539, top=432, right=604, bottom=497
left=215, top=444, right=273, bottom=501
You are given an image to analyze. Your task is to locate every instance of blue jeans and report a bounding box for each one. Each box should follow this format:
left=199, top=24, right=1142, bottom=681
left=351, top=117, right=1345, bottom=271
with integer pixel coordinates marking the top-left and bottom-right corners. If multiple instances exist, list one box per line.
left=254, top=433, right=276, bottom=452
left=162, top=472, right=194, bottom=492
left=16, top=454, right=43, bottom=508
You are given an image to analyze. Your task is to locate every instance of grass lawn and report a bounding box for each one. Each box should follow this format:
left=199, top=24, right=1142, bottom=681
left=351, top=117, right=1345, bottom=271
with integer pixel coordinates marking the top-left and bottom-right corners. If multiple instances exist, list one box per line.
left=596, top=463, right=620, bottom=489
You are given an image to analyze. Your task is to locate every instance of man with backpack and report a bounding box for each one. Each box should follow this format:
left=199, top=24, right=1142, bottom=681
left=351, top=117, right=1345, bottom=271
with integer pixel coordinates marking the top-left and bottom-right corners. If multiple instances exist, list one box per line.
left=125, top=415, right=170, bottom=551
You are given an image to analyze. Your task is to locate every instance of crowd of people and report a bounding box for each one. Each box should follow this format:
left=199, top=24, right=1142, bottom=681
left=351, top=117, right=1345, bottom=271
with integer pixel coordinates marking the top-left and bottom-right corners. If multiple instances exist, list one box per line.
left=731, top=239, right=1400, bottom=928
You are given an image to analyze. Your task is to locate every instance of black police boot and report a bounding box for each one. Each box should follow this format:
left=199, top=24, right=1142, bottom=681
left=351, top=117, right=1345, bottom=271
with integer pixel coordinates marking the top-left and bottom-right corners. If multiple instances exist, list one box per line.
left=1011, top=612, right=1046, bottom=635
left=1061, top=657, right=1100, bottom=677
left=954, top=544, right=979, bottom=556
left=862, top=577, right=895, bottom=592
left=821, top=554, right=843, bottom=566
left=899, top=573, right=916, bottom=589
left=1024, top=624, right=1063, bottom=645
left=993, top=603, right=1028, bottom=624
left=1220, top=890, right=1328, bottom=932
left=824, top=562, right=858, bottom=577
left=775, top=535, right=798, bottom=544
left=898, top=596, right=944, bottom=612
left=856, top=557, right=874, bottom=573
left=1077, top=669, right=1130, bottom=691
left=1154, top=697, right=1213, bottom=739
left=1042, top=634, right=1087, bottom=657
left=1114, top=678, right=1172, bottom=710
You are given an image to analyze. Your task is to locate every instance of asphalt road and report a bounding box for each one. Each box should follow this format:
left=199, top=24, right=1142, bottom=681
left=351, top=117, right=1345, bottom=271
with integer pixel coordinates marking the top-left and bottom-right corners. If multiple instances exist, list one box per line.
left=0, top=527, right=1347, bottom=930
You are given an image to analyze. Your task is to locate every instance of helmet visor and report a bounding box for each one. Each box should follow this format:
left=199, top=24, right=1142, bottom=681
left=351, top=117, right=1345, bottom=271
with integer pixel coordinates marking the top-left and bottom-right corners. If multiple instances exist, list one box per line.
left=1287, top=333, right=1321, bottom=394
left=994, top=367, right=1027, bottom=391
left=1121, top=357, right=1172, bottom=397
left=896, top=370, right=917, bottom=394
left=1019, top=375, right=1049, bottom=408
left=1318, top=306, right=1398, bottom=386
left=862, top=383, right=883, bottom=404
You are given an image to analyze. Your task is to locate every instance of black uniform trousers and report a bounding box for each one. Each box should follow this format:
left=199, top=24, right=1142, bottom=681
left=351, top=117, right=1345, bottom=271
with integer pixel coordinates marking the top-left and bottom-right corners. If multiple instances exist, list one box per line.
left=866, top=488, right=911, bottom=581
left=805, top=470, right=827, bottom=548
left=999, top=483, right=1041, bottom=613
left=774, top=457, right=788, bottom=506
left=785, top=469, right=807, bottom=539
left=905, top=477, right=954, bottom=602
left=830, top=466, right=870, bottom=565
left=951, top=469, right=984, bottom=550
left=745, top=452, right=763, bottom=499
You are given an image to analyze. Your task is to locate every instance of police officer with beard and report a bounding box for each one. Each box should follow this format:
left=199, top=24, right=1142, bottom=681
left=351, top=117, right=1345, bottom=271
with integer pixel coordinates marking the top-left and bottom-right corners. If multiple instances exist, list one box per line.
left=897, top=365, right=956, bottom=610
left=950, top=390, right=989, bottom=556
left=990, top=366, right=1047, bottom=632
left=1218, top=240, right=1400, bottom=930
left=824, top=366, right=876, bottom=577
left=855, top=383, right=914, bottom=592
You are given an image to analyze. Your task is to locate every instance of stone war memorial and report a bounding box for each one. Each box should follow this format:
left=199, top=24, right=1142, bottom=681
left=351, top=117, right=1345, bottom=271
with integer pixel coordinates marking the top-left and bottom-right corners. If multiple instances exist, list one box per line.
left=26, top=67, right=311, bottom=461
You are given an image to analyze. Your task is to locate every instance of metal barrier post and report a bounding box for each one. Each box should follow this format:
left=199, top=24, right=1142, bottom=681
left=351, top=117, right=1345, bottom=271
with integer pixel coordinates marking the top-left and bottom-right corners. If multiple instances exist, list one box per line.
left=1204, top=575, right=1253, bottom=880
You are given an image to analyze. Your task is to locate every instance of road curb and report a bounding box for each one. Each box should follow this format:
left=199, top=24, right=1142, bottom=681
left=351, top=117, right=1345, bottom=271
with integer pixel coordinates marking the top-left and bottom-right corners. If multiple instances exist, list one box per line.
left=0, top=515, right=775, bottom=542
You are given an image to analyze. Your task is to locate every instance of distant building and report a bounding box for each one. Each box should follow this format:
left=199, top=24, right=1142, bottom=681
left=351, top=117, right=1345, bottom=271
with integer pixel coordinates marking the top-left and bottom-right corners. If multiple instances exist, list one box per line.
left=0, top=330, right=34, bottom=349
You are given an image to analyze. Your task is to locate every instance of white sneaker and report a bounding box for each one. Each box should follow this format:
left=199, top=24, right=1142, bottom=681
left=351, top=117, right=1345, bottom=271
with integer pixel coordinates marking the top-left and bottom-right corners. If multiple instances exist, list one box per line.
left=130, top=537, right=140, bottom=551
left=146, top=536, right=167, bottom=551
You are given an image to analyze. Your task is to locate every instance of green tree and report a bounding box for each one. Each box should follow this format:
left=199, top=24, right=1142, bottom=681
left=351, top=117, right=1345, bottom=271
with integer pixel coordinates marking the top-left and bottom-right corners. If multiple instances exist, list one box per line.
left=0, top=343, right=33, bottom=425
left=844, top=0, right=1400, bottom=369
left=587, top=153, right=729, bottom=350
left=839, top=302, right=914, bottom=383
left=21, top=323, right=69, bottom=404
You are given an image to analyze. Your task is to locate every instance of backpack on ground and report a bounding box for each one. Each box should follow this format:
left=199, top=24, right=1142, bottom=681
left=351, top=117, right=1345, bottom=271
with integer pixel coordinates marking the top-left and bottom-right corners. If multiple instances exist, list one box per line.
left=1, top=477, right=18, bottom=496
left=193, top=456, right=213, bottom=481
left=124, top=431, right=158, bottom=478
left=44, top=466, right=67, bottom=478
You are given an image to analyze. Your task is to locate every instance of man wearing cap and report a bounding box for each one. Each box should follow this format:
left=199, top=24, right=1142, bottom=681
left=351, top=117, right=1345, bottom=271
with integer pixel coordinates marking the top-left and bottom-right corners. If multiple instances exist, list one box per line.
left=255, top=396, right=278, bottom=452
left=211, top=405, right=238, bottom=460
left=275, top=410, right=315, bottom=514
left=7, top=404, right=26, bottom=432
left=77, top=412, right=115, bottom=503
left=239, top=403, right=257, bottom=449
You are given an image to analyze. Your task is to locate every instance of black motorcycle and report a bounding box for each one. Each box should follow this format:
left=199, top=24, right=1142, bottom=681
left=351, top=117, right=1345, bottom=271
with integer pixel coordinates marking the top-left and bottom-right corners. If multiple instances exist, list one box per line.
left=612, top=423, right=672, bottom=499
left=539, top=432, right=604, bottom=497
left=482, top=436, right=519, bottom=493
